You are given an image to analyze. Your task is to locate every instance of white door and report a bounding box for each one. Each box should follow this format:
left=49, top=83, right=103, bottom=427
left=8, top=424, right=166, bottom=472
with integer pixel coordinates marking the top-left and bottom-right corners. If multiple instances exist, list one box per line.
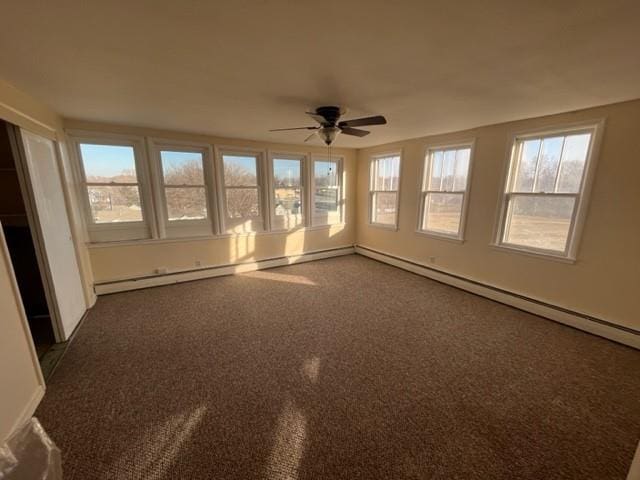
left=19, top=129, right=86, bottom=340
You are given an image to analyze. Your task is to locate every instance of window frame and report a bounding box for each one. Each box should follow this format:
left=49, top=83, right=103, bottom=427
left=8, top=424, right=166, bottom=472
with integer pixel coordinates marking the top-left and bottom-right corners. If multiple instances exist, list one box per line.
left=493, top=121, right=603, bottom=261
left=215, top=146, right=268, bottom=234
left=268, top=151, right=307, bottom=232
left=148, top=138, right=217, bottom=238
left=417, top=141, right=475, bottom=242
left=309, top=154, right=344, bottom=227
left=368, top=151, right=402, bottom=230
left=68, top=131, right=156, bottom=242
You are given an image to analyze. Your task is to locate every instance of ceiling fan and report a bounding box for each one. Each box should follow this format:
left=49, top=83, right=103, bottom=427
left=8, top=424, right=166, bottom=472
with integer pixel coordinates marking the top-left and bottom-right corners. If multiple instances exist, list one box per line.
left=270, top=106, right=387, bottom=146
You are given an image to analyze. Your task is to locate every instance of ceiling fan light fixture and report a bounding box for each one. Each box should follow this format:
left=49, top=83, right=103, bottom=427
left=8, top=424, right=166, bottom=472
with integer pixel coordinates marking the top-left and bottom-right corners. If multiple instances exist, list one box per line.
left=318, top=126, right=340, bottom=145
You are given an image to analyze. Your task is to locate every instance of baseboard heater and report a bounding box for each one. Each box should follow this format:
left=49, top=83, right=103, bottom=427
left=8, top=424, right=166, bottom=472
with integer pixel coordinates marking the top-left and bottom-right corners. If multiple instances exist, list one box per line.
left=93, top=246, right=355, bottom=295
left=355, top=245, right=639, bottom=350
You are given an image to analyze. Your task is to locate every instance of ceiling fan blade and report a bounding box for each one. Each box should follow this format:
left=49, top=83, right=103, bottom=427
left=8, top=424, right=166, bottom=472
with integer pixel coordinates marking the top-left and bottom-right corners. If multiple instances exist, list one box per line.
left=304, top=131, right=317, bottom=142
left=269, top=126, right=318, bottom=131
left=338, top=115, right=387, bottom=128
left=340, top=126, right=370, bottom=137
left=305, top=112, right=327, bottom=124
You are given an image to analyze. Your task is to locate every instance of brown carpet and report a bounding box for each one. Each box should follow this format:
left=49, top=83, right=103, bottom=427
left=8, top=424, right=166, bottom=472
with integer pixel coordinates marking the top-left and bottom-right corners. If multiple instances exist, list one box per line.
left=36, top=255, right=640, bottom=479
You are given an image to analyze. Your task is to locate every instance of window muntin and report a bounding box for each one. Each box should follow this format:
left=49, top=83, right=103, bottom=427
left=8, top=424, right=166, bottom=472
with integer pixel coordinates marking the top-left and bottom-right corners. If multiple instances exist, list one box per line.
left=311, top=158, right=342, bottom=226
left=499, top=130, right=593, bottom=257
left=79, top=143, right=144, bottom=224
left=272, top=156, right=303, bottom=230
left=369, top=154, right=401, bottom=227
left=159, top=150, right=208, bottom=221
left=419, top=146, right=472, bottom=238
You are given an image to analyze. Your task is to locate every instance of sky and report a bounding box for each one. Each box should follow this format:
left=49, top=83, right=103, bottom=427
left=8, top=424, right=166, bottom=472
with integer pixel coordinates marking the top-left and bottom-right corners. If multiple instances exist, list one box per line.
left=80, top=145, right=337, bottom=182
left=80, top=144, right=136, bottom=177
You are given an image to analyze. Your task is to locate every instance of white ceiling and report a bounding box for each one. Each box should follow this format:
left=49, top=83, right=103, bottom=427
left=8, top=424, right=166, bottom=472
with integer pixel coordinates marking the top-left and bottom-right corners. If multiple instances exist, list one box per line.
left=1, top=0, right=639, bottom=148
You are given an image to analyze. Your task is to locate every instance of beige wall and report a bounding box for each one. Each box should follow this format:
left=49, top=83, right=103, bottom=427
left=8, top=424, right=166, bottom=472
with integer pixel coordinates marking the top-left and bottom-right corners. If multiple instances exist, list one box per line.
left=63, top=120, right=358, bottom=283
left=356, top=99, right=640, bottom=331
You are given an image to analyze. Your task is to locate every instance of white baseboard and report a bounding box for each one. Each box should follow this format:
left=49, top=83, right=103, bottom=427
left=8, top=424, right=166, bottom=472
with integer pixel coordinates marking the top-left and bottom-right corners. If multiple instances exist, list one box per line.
left=355, top=245, right=639, bottom=350
left=94, top=246, right=355, bottom=295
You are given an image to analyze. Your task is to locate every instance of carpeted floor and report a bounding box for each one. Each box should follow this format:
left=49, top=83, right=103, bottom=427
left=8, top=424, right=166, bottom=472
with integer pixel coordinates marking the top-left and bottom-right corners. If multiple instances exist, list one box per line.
left=36, top=255, right=640, bottom=479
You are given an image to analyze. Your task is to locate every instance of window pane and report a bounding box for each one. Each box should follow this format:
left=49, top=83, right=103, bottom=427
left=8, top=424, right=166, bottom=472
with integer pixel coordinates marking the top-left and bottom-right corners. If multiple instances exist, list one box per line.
left=273, top=158, right=301, bottom=187
left=314, top=160, right=340, bottom=225
left=504, top=195, right=575, bottom=252
left=557, top=134, right=590, bottom=193
left=87, top=186, right=142, bottom=223
left=535, top=136, right=563, bottom=193
left=273, top=187, right=303, bottom=230
left=223, top=155, right=257, bottom=186
left=165, top=187, right=207, bottom=221
left=372, top=192, right=397, bottom=225
left=423, top=193, right=463, bottom=235
left=514, top=139, right=540, bottom=192
left=373, top=156, right=400, bottom=191
left=274, top=188, right=302, bottom=216
left=80, top=144, right=138, bottom=183
left=390, top=156, right=400, bottom=190
left=161, top=151, right=204, bottom=185
left=442, top=150, right=456, bottom=191
left=226, top=188, right=259, bottom=218
left=453, top=148, right=471, bottom=191
left=314, top=188, right=338, bottom=214
left=314, top=160, right=338, bottom=188
left=373, top=158, right=384, bottom=190
left=428, top=151, right=443, bottom=190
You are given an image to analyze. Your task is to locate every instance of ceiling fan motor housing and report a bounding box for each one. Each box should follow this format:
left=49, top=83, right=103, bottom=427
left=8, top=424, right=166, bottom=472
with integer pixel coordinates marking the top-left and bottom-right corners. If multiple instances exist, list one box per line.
left=315, top=106, right=343, bottom=126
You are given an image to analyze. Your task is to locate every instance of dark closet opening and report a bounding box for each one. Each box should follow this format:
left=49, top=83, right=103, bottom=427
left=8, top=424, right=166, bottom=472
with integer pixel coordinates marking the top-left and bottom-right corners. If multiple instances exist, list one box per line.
left=0, top=120, right=56, bottom=358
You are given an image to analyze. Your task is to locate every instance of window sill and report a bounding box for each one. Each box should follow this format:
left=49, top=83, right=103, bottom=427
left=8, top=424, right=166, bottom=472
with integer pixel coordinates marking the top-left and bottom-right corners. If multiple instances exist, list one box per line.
left=86, top=223, right=346, bottom=248
left=414, top=230, right=464, bottom=244
left=489, top=243, right=576, bottom=264
left=367, top=222, right=398, bottom=231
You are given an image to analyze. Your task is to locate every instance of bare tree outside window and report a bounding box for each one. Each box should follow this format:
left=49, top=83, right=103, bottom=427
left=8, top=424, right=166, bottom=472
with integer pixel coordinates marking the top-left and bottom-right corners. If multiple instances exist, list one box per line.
left=222, top=155, right=261, bottom=219
left=160, top=151, right=208, bottom=221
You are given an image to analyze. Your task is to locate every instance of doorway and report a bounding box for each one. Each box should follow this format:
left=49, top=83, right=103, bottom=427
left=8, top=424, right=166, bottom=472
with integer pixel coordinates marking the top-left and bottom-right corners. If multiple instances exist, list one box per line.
left=0, top=121, right=56, bottom=359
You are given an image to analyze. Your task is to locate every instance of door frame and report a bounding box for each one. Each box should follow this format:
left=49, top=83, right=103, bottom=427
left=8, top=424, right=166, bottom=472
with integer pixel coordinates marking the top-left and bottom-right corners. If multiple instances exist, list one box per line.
left=5, top=122, right=66, bottom=341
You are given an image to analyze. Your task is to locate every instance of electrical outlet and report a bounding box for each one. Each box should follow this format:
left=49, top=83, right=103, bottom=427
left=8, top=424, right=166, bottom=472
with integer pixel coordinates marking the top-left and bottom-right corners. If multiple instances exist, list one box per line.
left=155, top=267, right=168, bottom=275
left=428, top=256, right=436, bottom=264
left=195, top=260, right=202, bottom=267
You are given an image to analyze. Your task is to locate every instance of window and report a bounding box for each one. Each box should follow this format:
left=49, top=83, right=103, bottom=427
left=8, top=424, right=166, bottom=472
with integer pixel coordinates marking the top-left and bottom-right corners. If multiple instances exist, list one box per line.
left=271, top=154, right=304, bottom=230
left=159, top=150, right=208, bottom=222
left=311, top=157, right=342, bottom=226
left=219, top=151, right=264, bottom=232
left=369, top=153, right=401, bottom=227
left=75, top=139, right=152, bottom=242
left=79, top=144, right=143, bottom=223
left=496, top=125, right=597, bottom=258
left=419, top=145, right=472, bottom=239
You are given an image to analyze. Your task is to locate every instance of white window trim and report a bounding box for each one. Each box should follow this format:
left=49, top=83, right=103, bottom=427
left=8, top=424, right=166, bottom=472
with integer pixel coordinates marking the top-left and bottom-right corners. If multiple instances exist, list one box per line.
left=214, top=145, right=269, bottom=233
left=368, top=151, right=402, bottom=230
left=492, top=119, right=605, bottom=262
left=147, top=138, right=217, bottom=238
left=416, top=140, right=475, bottom=242
left=67, top=130, right=157, bottom=243
left=267, top=151, right=307, bottom=232
left=310, top=154, right=345, bottom=227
